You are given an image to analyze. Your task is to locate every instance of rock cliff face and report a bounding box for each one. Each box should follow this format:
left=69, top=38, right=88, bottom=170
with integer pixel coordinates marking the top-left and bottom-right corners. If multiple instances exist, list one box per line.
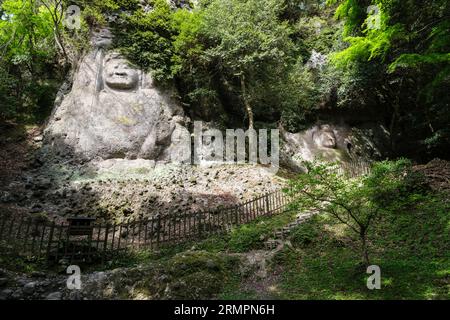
left=280, top=122, right=391, bottom=171
left=9, top=28, right=391, bottom=222
left=44, top=29, right=186, bottom=162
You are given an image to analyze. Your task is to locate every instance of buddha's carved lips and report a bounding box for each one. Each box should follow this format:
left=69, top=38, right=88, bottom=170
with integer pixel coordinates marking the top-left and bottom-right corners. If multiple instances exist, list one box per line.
left=107, top=72, right=135, bottom=81
left=110, top=72, right=128, bottom=78
left=105, top=71, right=139, bottom=90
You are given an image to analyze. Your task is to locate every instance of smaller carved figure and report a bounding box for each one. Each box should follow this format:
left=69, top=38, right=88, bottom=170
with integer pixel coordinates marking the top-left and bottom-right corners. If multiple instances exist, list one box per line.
left=312, top=125, right=337, bottom=149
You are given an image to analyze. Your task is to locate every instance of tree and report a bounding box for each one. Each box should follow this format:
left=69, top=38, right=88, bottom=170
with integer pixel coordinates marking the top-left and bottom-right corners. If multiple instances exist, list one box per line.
left=0, top=0, right=91, bottom=121
left=329, top=0, right=450, bottom=159
left=114, top=0, right=179, bottom=83
left=39, top=0, right=68, bottom=64
left=200, top=0, right=293, bottom=129
left=287, top=159, right=413, bottom=266
left=0, top=0, right=56, bottom=119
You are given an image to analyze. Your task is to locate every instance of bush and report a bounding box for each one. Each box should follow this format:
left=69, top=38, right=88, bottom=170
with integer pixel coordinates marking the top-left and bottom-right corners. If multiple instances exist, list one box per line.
left=290, top=217, right=321, bottom=248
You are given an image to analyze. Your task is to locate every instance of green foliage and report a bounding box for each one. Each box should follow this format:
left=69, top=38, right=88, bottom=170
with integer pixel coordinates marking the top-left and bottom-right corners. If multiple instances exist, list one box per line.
left=201, top=0, right=292, bottom=77
left=0, top=0, right=97, bottom=121
left=287, top=159, right=417, bottom=264
left=199, top=0, right=294, bottom=127
left=330, top=0, right=450, bottom=158
left=0, top=0, right=62, bottom=121
left=274, top=190, right=449, bottom=299
left=0, top=240, right=47, bottom=274
left=71, top=0, right=125, bottom=26
left=113, top=0, right=176, bottom=83
left=151, top=251, right=239, bottom=299
left=389, top=53, right=450, bottom=73
left=283, top=0, right=333, bottom=22
left=289, top=215, right=322, bottom=247
left=279, top=2, right=346, bottom=130
left=1, top=0, right=448, bottom=159
left=0, top=0, right=55, bottom=62
left=91, top=249, right=240, bottom=299
left=171, top=8, right=204, bottom=76
left=111, top=0, right=303, bottom=127
left=0, top=64, right=19, bottom=119
left=194, top=210, right=297, bottom=253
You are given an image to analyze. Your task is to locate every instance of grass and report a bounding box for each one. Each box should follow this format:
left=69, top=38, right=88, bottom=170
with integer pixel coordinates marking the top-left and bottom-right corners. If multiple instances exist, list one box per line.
left=197, top=210, right=297, bottom=253
left=0, top=242, right=48, bottom=274
left=270, top=192, right=450, bottom=300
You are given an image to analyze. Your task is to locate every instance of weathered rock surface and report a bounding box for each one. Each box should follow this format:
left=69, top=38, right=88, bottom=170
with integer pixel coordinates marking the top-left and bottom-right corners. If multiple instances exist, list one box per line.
left=4, top=161, right=285, bottom=221
left=281, top=122, right=390, bottom=171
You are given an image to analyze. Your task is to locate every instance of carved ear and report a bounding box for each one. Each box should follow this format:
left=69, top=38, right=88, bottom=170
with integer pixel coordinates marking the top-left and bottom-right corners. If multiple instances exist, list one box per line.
left=141, top=73, right=155, bottom=89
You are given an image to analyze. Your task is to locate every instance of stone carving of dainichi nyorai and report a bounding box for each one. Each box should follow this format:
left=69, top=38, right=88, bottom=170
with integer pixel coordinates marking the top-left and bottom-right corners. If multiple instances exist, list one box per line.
left=280, top=122, right=390, bottom=170
left=44, top=28, right=187, bottom=161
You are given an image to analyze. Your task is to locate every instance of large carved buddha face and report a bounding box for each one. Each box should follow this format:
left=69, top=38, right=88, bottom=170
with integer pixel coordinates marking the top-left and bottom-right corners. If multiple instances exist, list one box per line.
left=313, top=125, right=337, bottom=149
left=104, top=53, right=139, bottom=90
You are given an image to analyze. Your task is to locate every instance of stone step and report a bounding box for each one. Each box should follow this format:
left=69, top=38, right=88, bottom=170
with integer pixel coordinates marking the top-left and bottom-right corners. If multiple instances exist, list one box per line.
left=275, top=231, right=289, bottom=238
left=264, top=239, right=281, bottom=250
left=271, top=212, right=316, bottom=241
left=265, top=212, right=318, bottom=249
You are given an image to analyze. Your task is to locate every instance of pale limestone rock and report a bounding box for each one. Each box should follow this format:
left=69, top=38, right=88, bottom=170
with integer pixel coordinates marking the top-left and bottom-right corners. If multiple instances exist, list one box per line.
left=44, top=29, right=187, bottom=162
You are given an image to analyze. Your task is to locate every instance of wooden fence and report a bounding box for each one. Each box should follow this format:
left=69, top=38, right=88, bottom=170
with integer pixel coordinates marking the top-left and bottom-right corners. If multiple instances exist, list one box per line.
left=0, top=189, right=293, bottom=264
left=336, top=160, right=372, bottom=177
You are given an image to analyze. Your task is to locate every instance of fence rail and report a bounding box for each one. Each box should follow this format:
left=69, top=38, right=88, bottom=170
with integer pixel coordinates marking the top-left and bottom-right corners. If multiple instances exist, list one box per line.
left=336, top=160, right=372, bottom=177
left=0, top=160, right=372, bottom=264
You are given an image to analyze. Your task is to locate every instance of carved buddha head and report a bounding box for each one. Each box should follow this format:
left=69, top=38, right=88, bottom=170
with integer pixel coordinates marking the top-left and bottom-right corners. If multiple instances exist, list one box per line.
left=313, top=125, right=337, bottom=149
left=103, top=53, right=140, bottom=91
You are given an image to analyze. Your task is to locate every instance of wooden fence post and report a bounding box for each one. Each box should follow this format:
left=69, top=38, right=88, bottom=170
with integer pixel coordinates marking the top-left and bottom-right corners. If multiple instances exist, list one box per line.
left=6, top=215, right=16, bottom=243
left=0, top=214, right=7, bottom=239
left=156, top=215, right=161, bottom=249
left=150, top=217, right=154, bottom=249
left=15, top=216, right=24, bottom=247
left=183, top=211, right=187, bottom=239
left=111, top=223, right=116, bottom=252
left=22, top=217, right=32, bottom=253
left=102, top=224, right=109, bottom=263
left=38, top=223, right=47, bottom=259
left=46, top=219, right=56, bottom=262
left=197, top=213, right=203, bottom=238
left=30, top=219, right=39, bottom=254
left=0, top=183, right=304, bottom=263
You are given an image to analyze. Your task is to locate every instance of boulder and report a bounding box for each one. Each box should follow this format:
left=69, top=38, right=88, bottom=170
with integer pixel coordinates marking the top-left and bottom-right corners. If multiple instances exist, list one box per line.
left=45, top=291, right=62, bottom=300
left=22, top=282, right=36, bottom=295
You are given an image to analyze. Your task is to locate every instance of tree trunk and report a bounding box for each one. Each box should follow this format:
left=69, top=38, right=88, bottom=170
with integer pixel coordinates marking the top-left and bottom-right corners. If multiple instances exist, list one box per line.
left=240, top=74, right=254, bottom=129
left=360, top=231, right=370, bottom=267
